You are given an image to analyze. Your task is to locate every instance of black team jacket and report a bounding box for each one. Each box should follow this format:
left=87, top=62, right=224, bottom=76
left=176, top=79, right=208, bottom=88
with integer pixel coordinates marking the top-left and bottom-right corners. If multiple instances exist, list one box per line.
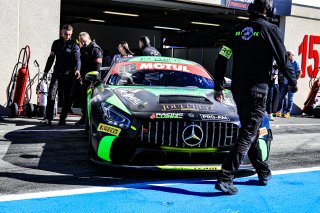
left=214, top=13, right=297, bottom=94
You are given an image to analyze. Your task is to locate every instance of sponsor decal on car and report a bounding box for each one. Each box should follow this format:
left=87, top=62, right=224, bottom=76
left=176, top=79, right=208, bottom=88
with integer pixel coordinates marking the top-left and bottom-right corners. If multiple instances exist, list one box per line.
left=222, top=97, right=236, bottom=107
left=161, top=104, right=216, bottom=112
left=118, top=89, right=146, bottom=106
left=139, top=63, right=191, bottom=72
left=150, top=113, right=184, bottom=119
left=259, top=127, right=268, bottom=137
left=129, top=56, right=194, bottom=64
left=200, top=114, right=230, bottom=121
left=97, top=123, right=121, bottom=136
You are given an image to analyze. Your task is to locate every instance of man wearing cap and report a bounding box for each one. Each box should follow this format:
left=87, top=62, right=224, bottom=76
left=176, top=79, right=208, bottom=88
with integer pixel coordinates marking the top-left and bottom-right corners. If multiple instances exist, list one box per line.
left=275, top=50, right=301, bottom=118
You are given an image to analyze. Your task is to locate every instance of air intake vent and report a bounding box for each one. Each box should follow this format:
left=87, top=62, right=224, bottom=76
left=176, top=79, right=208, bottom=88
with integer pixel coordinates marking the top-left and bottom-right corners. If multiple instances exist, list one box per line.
left=159, top=95, right=212, bottom=104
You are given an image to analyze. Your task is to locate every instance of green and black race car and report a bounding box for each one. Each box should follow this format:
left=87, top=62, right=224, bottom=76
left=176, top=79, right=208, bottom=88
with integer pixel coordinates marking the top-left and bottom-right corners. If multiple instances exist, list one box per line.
left=85, top=56, right=272, bottom=171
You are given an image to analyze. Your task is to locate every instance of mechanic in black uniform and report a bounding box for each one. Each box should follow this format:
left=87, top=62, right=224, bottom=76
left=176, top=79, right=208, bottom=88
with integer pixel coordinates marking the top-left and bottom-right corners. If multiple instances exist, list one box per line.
left=138, top=36, right=161, bottom=56
left=75, top=32, right=103, bottom=126
left=213, top=0, right=298, bottom=195
left=41, top=24, right=81, bottom=126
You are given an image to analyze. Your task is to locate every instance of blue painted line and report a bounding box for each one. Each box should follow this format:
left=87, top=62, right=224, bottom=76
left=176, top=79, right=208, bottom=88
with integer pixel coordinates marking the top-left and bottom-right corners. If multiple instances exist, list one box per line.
left=1, top=170, right=320, bottom=213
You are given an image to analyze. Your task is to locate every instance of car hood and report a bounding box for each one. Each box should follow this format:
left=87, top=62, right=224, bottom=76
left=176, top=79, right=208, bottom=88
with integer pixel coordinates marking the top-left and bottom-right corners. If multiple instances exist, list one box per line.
left=106, top=86, right=238, bottom=120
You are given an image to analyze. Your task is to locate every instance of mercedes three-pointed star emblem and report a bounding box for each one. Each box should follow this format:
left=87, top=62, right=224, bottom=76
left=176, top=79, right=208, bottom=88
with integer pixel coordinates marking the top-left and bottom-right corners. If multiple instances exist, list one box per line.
left=182, top=124, right=203, bottom=147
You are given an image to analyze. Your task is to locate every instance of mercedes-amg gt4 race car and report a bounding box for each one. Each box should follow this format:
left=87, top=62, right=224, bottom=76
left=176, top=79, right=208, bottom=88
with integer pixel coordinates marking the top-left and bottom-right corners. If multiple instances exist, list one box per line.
left=85, top=56, right=272, bottom=171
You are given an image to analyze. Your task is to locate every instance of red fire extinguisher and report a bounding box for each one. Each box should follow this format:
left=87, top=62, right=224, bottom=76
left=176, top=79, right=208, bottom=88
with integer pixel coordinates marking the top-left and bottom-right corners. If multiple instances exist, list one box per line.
left=303, top=78, right=320, bottom=115
left=7, top=45, right=32, bottom=117
left=13, top=65, right=29, bottom=116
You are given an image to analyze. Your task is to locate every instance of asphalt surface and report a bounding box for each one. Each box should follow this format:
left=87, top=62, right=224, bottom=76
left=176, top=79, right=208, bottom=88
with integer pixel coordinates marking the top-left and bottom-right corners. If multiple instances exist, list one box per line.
left=0, top=114, right=319, bottom=196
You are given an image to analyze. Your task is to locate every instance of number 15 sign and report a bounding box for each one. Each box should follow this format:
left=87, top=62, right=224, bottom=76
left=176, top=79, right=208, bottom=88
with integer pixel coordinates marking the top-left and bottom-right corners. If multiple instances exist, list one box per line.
left=299, top=35, right=320, bottom=78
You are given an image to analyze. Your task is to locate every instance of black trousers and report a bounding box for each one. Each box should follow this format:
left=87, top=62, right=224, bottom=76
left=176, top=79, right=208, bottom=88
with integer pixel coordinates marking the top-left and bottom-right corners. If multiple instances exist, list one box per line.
left=45, top=74, right=73, bottom=121
left=218, top=90, right=270, bottom=182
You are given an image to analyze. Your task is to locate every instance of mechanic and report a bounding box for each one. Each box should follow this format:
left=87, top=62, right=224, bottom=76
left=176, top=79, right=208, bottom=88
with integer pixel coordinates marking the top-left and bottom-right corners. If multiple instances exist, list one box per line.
left=213, top=0, right=298, bottom=195
left=75, top=32, right=103, bottom=126
left=138, top=36, right=161, bottom=56
left=41, top=24, right=81, bottom=126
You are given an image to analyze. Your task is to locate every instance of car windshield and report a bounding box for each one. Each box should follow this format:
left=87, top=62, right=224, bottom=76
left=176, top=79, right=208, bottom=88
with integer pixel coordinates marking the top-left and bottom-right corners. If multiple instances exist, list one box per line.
left=107, top=66, right=214, bottom=89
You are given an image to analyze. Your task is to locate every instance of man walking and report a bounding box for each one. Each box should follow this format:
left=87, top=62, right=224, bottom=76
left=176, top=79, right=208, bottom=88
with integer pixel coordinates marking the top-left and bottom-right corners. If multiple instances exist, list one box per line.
left=213, top=0, right=298, bottom=195
left=41, top=24, right=80, bottom=126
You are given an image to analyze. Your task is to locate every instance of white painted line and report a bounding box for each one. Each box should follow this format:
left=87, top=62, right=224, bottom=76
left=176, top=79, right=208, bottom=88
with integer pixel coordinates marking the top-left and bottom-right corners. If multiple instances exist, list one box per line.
left=270, top=123, right=320, bottom=127
left=0, top=186, right=127, bottom=202
left=1, top=166, right=320, bottom=202
left=272, top=166, right=320, bottom=175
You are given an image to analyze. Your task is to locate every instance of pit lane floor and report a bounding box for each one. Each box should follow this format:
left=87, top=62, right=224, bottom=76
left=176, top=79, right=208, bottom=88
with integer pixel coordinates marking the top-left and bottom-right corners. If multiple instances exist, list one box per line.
left=0, top=115, right=319, bottom=211
left=1, top=167, right=319, bottom=212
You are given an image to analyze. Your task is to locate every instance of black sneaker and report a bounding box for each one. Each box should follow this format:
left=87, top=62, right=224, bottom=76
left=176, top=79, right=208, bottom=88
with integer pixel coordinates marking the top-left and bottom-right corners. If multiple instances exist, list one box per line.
left=258, top=171, right=272, bottom=186
left=215, top=180, right=238, bottom=195
left=75, top=117, right=86, bottom=127
left=58, top=120, right=67, bottom=126
left=40, top=119, right=52, bottom=126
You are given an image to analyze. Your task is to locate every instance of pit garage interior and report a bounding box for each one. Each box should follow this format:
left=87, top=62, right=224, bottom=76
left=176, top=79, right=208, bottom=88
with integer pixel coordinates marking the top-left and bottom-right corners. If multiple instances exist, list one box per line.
left=61, top=0, right=275, bottom=76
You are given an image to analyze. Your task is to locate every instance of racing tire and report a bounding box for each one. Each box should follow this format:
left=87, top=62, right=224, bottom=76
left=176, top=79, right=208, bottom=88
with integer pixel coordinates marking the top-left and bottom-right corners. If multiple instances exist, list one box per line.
left=304, top=105, right=314, bottom=115
left=26, top=103, right=34, bottom=118
left=314, top=106, right=320, bottom=118
left=10, top=103, right=19, bottom=117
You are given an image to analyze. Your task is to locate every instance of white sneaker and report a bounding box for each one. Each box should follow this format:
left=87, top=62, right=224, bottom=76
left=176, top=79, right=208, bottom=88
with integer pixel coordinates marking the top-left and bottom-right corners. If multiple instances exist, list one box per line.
left=268, top=114, right=274, bottom=121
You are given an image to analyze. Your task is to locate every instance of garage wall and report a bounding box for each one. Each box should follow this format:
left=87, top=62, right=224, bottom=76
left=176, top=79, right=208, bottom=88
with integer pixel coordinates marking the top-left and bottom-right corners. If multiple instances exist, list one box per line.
left=283, top=4, right=320, bottom=114
left=0, top=0, right=61, bottom=116
left=72, top=23, right=161, bottom=56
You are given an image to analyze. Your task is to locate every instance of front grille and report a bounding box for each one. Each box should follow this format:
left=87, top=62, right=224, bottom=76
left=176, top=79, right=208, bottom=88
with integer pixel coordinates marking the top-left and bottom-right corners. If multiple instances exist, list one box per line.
left=137, top=120, right=239, bottom=148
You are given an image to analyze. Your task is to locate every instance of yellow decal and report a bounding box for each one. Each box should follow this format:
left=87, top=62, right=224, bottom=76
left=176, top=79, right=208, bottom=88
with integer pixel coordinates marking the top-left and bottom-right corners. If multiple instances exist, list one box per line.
left=130, top=126, right=137, bottom=131
left=259, top=127, right=268, bottom=138
left=98, top=123, right=121, bottom=136
left=219, top=45, right=233, bottom=59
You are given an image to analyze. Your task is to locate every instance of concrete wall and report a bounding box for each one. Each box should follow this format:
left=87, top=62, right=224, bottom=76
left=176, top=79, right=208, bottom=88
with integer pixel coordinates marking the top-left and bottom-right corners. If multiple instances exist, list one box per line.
left=283, top=4, right=320, bottom=114
left=0, top=0, right=60, bottom=116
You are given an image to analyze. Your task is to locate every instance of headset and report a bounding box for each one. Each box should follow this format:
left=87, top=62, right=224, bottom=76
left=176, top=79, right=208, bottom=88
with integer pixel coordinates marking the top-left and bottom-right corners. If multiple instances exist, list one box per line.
left=247, top=0, right=276, bottom=18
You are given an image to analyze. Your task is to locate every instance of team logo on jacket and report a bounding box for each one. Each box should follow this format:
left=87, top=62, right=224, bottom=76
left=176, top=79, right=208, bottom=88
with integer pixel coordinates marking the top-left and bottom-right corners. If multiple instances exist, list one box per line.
left=241, top=27, right=254, bottom=40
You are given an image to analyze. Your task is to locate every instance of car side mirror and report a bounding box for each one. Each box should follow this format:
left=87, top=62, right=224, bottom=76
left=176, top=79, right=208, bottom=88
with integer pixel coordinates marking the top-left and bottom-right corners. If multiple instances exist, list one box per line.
left=85, top=71, right=100, bottom=82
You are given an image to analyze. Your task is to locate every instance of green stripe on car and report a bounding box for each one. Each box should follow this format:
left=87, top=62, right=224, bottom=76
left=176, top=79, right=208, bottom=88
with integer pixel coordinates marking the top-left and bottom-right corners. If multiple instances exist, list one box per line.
left=160, top=146, right=218, bottom=153
left=97, top=136, right=117, bottom=162
left=106, top=94, right=131, bottom=115
left=258, top=139, right=268, bottom=161
left=87, top=88, right=93, bottom=122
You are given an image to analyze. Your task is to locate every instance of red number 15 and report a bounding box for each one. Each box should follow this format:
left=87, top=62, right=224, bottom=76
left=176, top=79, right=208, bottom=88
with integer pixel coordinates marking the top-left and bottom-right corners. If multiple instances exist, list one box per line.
left=299, top=35, right=320, bottom=78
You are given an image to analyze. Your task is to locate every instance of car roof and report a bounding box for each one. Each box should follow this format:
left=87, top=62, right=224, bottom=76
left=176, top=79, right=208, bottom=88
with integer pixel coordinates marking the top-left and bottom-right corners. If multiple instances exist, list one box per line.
left=117, top=56, right=202, bottom=66
left=109, top=57, right=212, bottom=80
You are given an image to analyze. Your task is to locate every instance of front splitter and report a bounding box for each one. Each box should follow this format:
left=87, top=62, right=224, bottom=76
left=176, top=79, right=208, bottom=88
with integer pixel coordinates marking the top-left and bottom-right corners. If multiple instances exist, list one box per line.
left=89, top=157, right=254, bottom=172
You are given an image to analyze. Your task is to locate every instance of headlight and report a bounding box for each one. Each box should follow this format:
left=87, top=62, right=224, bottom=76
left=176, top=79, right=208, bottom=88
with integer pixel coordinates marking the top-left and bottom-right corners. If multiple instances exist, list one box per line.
left=100, top=102, right=131, bottom=129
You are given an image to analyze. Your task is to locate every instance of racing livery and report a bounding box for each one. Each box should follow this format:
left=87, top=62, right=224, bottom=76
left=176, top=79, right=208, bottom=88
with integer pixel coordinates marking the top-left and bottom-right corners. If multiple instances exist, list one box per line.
left=86, top=56, right=272, bottom=171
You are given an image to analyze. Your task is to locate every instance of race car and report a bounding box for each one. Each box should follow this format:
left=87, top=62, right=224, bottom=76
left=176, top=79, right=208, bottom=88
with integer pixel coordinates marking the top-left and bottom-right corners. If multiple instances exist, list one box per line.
left=85, top=56, right=272, bottom=171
